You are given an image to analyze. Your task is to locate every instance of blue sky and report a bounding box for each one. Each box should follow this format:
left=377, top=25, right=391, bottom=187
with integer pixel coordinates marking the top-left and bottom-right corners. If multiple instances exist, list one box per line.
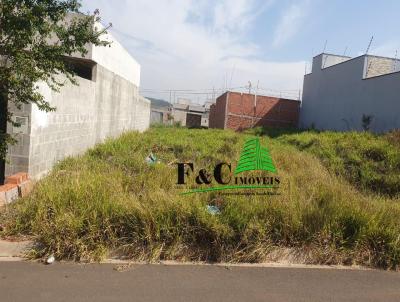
left=81, top=0, right=400, bottom=101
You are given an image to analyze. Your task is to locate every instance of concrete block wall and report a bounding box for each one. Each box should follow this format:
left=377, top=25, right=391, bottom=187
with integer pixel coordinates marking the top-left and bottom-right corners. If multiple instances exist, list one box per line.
left=150, top=111, right=163, bottom=124
left=5, top=103, right=32, bottom=176
left=7, top=65, right=150, bottom=179
left=27, top=76, right=97, bottom=178
left=319, top=54, right=351, bottom=70
left=135, top=96, right=151, bottom=132
left=5, top=13, right=149, bottom=179
left=150, top=108, right=171, bottom=125
left=365, top=56, right=400, bottom=78
left=209, top=91, right=300, bottom=131
left=172, top=108, right=187, bottom=126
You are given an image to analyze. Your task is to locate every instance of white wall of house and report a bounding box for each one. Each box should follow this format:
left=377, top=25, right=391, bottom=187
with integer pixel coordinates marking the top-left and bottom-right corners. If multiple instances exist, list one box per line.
left=300, top=53, right=400, bottom=133
left=6, top=15, right=150, bottom=178
left=90, top=28, right=141, bottom=86
left=66, top=13, right=141, bottom=86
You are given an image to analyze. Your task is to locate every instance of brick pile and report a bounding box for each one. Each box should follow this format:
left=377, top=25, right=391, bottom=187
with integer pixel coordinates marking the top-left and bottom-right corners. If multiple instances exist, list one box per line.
left=0, top=172, right=33, bottom=206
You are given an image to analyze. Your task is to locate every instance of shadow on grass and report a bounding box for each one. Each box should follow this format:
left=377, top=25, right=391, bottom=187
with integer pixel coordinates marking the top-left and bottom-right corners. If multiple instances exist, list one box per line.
left=242, top=126, right=317, bottom=138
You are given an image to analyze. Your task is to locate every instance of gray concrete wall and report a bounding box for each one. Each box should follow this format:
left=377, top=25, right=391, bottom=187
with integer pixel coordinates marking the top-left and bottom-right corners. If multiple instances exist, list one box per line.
left=7, top=65, right=150, bottom=179
left=5, top=13, right=149, bottom=179
left=135, top=96, right=151, bottom=132
left=150, top=111, right=163, bottom=124
left=5, top=103, right=32, bottom=176
left=201, top=114, right=209, bottom=128
left=300, top=53, right=400, bottom=133
left=172, top=108, right=187, bottom=126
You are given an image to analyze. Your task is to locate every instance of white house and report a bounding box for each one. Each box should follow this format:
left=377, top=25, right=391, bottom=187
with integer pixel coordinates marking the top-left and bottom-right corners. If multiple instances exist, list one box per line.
left=300, top=53, right=400, bottom=133
left=6, top=16, right=151, bottom=179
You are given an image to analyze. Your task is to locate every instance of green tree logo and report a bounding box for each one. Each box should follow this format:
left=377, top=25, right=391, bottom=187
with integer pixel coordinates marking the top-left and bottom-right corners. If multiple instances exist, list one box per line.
left=234, top=138, right=277, bottom=175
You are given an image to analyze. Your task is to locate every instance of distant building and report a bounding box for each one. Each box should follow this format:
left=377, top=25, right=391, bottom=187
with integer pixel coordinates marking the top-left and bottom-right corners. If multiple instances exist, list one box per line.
left=148, top=98, right=172, bottom=125
left=300, top=53, right=400, bottom=132
left=209, top=91, right=300, bottom=131
left=172, top=100, right=211, bottom=128
left=150, top=107, right=171, bottom=125
left=201, top=101, right=214, bottom=127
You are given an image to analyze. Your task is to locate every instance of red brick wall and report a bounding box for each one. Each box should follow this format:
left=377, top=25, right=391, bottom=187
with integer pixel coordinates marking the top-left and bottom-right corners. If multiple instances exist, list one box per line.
left=209, top=92, right=227, bottom=129
left=209, top=91, right=300, bottom=131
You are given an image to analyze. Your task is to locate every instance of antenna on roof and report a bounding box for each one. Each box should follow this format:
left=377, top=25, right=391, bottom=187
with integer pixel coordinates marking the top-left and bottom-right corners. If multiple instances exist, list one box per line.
left=321, top=40, right=329, bottom=68
left=365, top=36, right=374, bottom=54
left=365, top=36, right=375, bottom=77
left=212, top=86, right=216, bottom=102
left=229, top=63, right=236, bottom=89
left=255, top=80, right=259, bottom=98
left=322, top=40, right=328, bottom=53
left=343, top=46, right=348, bottom=56
left=247, top=81, right=252, bottom=94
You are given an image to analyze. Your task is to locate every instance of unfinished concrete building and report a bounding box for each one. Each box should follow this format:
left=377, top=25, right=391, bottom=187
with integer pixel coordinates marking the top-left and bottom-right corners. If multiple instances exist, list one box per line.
left=172, top=99, right=210, bottom=128
left=5, top=20, right=150, bottom=180
left=150, top=107, right=171, bottom=125
left=300, top=53, right=400, bottom=132
left=209, top=91, right=300, bottom=131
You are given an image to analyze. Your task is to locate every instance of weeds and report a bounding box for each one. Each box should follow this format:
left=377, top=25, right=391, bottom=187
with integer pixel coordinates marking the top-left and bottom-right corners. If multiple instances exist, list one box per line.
left=1, top=126, right=400, bottom=269
left=263, top=129, right=400, bottom=196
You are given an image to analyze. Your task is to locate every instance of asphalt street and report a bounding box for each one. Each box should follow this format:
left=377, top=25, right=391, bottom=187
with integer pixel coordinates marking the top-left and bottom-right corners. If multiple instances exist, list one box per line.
left=0, top=262, right=399, bottom=302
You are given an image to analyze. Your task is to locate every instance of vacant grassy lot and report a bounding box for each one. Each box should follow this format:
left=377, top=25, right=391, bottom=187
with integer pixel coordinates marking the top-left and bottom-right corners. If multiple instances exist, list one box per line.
left=1, top=126, right=400, bottom=269
left=246, top=127, right=400, bottom=196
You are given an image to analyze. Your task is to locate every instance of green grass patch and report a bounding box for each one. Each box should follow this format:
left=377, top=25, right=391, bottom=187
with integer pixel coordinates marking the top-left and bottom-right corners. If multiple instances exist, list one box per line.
left=248, top=127, right=400, bottom=197
left=1, top=126, right=400, bottom=269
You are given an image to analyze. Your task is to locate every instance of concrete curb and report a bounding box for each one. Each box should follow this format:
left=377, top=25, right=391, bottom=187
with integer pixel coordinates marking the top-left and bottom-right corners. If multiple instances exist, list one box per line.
left=0, top=242, right=376, bottom=271
left=0, top=240, right=33, bottom=259
left=103, top=259, right=372, bottom=271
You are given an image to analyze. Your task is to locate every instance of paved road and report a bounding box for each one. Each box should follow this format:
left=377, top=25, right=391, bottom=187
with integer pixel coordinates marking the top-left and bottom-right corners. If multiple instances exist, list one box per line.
left=0, top=262, right=399, bottom=302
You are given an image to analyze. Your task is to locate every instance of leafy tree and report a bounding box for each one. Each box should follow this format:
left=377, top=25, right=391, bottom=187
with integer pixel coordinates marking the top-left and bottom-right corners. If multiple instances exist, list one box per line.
left=0, top=0, right=110, bottom=183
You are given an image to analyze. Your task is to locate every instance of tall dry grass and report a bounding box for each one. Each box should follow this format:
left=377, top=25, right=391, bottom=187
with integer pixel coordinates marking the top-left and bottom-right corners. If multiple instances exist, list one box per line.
left=1, top=126, right=400, bottom=269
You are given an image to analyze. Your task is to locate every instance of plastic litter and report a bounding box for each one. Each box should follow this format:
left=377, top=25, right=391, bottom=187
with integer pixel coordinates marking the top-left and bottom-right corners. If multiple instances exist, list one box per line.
left=46, top=255, right=55, bottom=264
left=206, top=205, right=221, bottom=215
left=145, top=153, right=157, bottom=165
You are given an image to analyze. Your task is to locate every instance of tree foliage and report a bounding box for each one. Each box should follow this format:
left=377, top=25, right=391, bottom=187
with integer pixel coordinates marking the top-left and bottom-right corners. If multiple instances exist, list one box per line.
left=0, top=0, right=110, bottom=159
